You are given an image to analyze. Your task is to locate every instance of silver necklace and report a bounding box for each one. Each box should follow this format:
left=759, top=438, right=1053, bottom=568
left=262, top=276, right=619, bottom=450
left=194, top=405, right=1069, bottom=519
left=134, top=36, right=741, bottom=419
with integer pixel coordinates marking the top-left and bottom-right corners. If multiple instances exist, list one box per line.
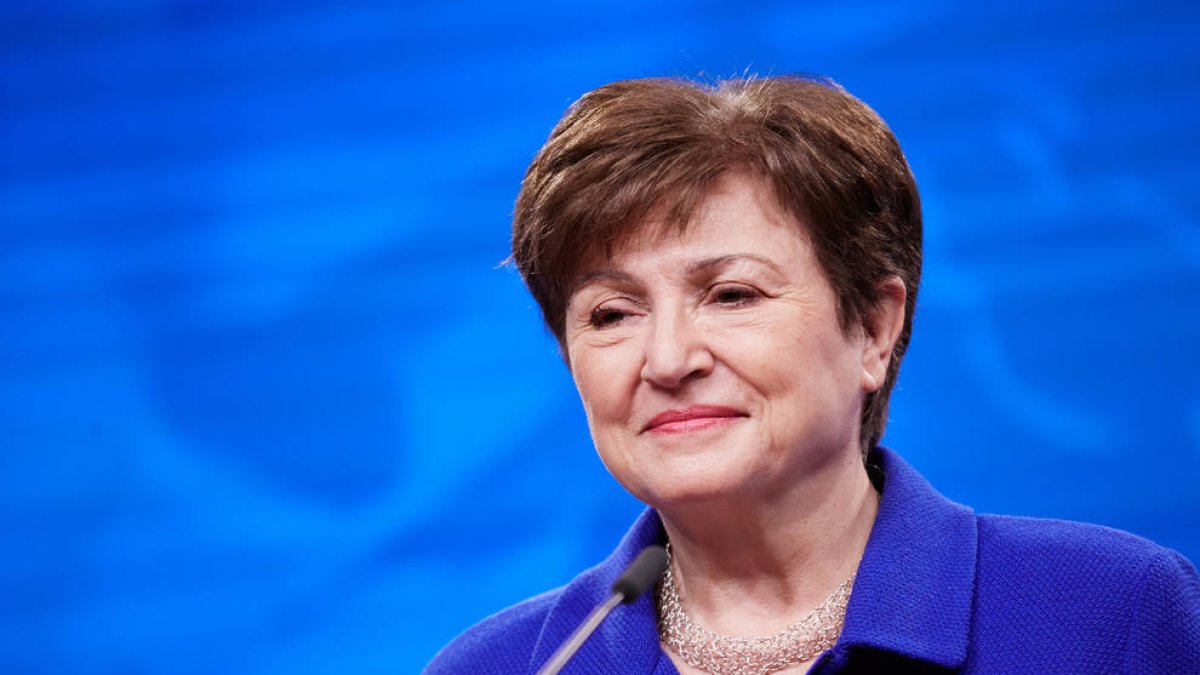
left=656, top=544, right=855, bottom=675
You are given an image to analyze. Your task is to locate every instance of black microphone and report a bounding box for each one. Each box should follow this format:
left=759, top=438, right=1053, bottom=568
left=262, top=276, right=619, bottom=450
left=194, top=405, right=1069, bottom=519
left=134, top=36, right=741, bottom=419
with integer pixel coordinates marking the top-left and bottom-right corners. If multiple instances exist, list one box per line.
left=534, top=545, right=669, bottom=675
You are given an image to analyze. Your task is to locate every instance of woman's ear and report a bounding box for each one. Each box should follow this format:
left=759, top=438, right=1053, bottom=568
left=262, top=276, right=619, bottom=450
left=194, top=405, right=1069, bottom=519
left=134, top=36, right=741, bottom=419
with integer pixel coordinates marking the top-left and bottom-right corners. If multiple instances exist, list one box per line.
left=861, top=276, right=907, bottom=393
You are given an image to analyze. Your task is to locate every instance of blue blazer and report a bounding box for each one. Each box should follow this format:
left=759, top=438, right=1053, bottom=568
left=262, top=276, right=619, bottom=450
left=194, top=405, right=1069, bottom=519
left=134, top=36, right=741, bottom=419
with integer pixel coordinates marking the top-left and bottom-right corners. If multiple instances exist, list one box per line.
left=426, top=448, right=1200, bottom=673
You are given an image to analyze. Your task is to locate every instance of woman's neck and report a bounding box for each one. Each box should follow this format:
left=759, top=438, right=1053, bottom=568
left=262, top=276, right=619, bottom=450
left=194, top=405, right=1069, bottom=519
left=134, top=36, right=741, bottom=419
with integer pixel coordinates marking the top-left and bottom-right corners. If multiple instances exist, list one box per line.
left=656, top=447, right=879, bottom=638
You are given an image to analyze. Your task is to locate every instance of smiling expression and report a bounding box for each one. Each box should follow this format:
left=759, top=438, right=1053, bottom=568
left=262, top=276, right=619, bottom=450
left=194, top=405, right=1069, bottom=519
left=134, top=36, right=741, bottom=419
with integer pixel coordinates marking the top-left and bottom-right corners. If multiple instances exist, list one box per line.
left=563, top=172, right=886, bottom=508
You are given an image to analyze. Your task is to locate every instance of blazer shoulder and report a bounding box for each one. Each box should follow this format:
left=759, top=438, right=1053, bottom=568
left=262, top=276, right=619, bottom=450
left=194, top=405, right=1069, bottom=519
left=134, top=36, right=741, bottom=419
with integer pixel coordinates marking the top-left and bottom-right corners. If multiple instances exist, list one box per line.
left=424, top=587, right=561, bottom=675
left=976, top=512, right=1175, bottom=574
left=968, top=513, right=1199, bottom=669
left=1123, top=545, right=1200, bottom=671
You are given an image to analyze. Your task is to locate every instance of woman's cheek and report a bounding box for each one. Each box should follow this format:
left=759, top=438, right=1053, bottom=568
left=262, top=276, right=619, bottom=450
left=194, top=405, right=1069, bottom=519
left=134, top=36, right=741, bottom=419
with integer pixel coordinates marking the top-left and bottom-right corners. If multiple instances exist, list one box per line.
left=574, top=346, right=631, bottom=419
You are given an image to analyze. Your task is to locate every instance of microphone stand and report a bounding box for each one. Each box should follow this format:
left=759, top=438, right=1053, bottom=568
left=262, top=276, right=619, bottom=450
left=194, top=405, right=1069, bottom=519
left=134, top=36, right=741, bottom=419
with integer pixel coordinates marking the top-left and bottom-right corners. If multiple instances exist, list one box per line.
left=534, top=545, right=668, bottom=675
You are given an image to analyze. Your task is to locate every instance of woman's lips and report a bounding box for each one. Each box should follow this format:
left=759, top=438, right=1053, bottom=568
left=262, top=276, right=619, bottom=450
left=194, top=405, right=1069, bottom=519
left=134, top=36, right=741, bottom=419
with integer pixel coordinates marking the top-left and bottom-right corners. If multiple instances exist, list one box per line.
left=643, top=406, right=746, bottom=434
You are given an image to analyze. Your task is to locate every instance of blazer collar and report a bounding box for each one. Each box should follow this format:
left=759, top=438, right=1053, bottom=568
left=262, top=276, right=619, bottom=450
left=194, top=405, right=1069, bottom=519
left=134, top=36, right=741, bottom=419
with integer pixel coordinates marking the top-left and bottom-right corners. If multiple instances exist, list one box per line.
left=529, top=509, right=668, bottom=674
left=837, top=446, right=977, bottom=669
left=529, top=447, right=978, bottom=672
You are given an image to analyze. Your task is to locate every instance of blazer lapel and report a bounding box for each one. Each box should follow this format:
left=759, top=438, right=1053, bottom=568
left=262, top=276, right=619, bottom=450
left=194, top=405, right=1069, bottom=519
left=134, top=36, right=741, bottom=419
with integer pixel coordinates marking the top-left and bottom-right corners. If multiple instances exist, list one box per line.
left=835, top=447, right=978, bottom=669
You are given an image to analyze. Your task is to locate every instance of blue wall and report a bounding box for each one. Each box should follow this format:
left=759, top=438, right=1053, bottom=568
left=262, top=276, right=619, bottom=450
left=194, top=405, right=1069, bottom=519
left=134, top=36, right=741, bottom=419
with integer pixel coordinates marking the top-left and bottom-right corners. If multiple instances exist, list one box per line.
left=3, top=2, right=1198, bottom=672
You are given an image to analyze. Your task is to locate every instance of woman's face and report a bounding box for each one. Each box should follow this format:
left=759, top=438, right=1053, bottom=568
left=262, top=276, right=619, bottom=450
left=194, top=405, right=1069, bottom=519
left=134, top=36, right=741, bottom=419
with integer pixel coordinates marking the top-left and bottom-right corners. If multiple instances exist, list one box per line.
left=563, top=172, right=893, bottom=507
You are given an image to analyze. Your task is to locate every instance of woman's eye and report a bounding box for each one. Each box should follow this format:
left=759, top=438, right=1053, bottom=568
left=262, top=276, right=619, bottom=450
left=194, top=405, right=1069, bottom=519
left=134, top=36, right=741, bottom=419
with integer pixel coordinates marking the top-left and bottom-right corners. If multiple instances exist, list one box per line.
left=589, top=306, right=628, bottom=328
left=710, top=285, right=761, bottom=307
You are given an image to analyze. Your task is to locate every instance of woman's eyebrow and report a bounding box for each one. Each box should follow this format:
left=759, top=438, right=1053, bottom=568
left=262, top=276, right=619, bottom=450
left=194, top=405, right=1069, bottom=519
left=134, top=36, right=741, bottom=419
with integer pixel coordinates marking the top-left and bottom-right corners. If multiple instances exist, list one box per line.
left=685, top=254, right=785, bottom=276
left=573, top=254, right=783, bottom=291
left=574, top=268, right=636, bottom=288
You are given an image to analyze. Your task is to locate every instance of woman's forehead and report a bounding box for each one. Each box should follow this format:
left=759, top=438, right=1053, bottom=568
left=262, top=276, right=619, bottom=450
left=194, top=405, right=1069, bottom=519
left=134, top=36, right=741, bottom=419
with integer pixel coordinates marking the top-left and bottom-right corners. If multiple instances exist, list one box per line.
left=561, top=171, right=814, bottom=299
left=614, top=177, right=806, bottom=256
left=571, top=216, right=812, bottom=297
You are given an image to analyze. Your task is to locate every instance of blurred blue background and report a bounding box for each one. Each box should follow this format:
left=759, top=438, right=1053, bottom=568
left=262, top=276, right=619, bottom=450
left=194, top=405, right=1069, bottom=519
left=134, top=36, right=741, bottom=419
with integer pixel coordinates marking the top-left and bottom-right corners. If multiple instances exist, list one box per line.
left=2, top=1, right=1199, bottom=672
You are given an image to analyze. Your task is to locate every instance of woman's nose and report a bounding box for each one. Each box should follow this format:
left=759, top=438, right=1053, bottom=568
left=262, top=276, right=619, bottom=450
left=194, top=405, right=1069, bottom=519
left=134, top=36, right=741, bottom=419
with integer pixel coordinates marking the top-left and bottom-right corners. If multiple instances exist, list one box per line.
left=639, top=308, right=714, bottom=389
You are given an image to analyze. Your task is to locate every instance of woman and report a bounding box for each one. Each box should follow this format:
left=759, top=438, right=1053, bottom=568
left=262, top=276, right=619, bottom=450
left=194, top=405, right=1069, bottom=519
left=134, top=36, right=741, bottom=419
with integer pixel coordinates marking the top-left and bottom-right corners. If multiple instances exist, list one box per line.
left=427, top=76, right=1199, bottom=674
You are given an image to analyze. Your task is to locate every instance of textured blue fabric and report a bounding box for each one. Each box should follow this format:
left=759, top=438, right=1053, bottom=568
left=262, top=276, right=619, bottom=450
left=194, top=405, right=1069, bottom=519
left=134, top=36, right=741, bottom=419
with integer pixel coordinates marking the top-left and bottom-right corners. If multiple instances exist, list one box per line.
left=425, top=448, right=1200, bottom=673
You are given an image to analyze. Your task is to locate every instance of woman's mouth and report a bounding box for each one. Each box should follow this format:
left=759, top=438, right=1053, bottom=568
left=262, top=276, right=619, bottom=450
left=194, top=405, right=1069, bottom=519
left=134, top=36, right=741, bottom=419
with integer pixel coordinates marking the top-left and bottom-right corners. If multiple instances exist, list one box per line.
left=643, top=406, right=746, bottom=434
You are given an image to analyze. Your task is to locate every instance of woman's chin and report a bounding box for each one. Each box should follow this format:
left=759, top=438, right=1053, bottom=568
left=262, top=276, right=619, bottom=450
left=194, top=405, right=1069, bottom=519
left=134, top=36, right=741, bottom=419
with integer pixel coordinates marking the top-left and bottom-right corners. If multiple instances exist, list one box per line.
left=621, top=463, right=763, bottom=510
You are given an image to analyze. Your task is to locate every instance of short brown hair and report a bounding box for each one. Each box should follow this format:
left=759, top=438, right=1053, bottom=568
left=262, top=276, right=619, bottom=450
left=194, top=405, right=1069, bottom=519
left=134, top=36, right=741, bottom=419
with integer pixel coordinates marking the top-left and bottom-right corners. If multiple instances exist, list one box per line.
left=511, top=75, right=922, bottom=457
